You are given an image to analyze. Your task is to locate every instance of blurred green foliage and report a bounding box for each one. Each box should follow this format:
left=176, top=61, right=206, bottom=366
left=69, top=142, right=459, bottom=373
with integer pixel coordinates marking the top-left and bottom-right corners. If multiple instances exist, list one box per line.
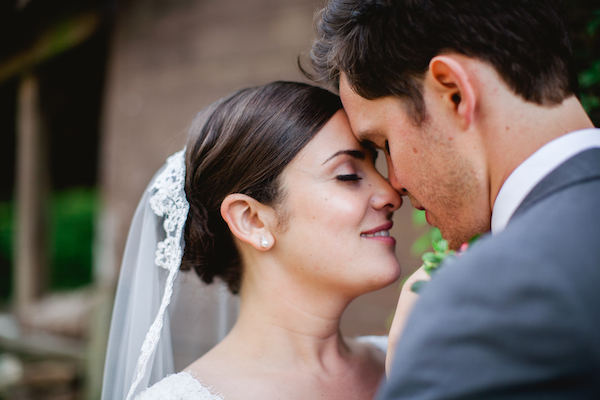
left=0, top=202, right=12, bottom=302
left=566, top=1, right=600, bottom=124
left=410, top=209, right=441, bottom=257
left=49, top=188, right=97, bottom=289
left=0, top=188, right=97, bottom=302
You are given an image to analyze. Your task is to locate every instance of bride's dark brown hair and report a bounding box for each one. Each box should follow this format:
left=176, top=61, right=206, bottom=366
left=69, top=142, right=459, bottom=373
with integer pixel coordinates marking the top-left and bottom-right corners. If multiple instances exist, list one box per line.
left=181, top=81, right=342, bottom=294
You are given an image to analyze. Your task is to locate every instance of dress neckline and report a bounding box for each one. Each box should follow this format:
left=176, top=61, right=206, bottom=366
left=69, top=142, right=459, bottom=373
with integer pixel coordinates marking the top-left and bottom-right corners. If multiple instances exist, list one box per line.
left=179, top=371, right=225, bottom=400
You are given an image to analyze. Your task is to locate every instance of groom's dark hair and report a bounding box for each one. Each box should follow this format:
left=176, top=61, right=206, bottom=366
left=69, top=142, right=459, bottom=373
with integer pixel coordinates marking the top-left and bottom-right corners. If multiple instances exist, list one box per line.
left=304, top=0, right=578, bottom=121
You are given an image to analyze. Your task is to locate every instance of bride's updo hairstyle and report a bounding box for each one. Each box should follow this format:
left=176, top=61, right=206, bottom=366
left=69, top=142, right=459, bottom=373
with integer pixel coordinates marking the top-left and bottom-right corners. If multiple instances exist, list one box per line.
left=181, top=81, right=342, bottom=294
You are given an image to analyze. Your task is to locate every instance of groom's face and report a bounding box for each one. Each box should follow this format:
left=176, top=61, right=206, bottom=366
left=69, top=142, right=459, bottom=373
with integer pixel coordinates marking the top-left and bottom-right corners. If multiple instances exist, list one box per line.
left=339, top=75, right=490, bottom=249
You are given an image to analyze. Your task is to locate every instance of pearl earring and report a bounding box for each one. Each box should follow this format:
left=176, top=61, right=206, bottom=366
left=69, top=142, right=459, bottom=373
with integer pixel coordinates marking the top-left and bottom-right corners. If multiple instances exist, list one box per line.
left=260, top=236, right=269, bottom=248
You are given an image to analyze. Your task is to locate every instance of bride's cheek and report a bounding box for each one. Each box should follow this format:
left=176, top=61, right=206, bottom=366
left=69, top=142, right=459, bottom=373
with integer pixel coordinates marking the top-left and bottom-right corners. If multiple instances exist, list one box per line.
left=327, top=190, right=362, bottom=213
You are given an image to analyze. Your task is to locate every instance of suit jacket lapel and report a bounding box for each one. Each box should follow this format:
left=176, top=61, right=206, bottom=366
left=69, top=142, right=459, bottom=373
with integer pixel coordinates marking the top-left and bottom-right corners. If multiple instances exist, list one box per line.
left=511, top=148, right=600, bottom=223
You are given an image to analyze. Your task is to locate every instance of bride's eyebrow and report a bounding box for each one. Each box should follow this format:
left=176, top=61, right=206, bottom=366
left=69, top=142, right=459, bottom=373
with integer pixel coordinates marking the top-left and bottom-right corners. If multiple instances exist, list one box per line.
left=322, top=149, right=366, bottom=165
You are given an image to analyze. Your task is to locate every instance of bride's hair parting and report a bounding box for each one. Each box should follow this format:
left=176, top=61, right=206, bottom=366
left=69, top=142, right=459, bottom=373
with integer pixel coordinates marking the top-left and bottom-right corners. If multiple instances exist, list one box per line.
left=181, top=81, right=342, bottom=294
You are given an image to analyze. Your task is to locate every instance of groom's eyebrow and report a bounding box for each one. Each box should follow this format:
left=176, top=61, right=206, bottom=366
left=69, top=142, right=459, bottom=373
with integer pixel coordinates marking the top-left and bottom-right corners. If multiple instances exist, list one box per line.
left=322, top=149, right=366, bottom=165
left=360, top=139, right=378, bottom=152
left=358, top=134, right=379, bottom=149
left=354, top=127, right=376, bottom=140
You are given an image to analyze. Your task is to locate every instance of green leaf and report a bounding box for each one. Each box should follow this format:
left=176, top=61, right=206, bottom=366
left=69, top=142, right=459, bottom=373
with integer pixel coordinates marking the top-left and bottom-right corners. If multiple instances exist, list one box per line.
left=432, top=238, right=449, bottom=253
left=412, top=209, right=427, bottom=227
left=581, top=93, right=600, bottom=114
left=423, top=261, right=436, bottom=271
left=423, top=264, right=438, bottom=275
left=411, top=280, right=428, bottom=294
left=410, top=232, right=432, bottom=256
left=422, top=252, right=442, bottom=264
left=468, top=234, right=481, bottom=244
left=587, top=10, right=600, bottom=36
left=579, top=61, right=600, bottom=88
left=430, top=227, right=443, bottom=242
left=588, top=19, right=600, bottom=36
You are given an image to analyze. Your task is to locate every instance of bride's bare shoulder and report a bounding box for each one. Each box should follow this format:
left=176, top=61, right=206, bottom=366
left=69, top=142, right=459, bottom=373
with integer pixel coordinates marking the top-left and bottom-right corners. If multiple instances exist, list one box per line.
left=183, top=346, right=245, bottom=398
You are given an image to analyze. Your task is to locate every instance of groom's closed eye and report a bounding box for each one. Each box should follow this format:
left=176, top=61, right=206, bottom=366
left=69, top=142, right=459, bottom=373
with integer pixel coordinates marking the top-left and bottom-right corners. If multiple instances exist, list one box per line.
left=358, top=140, right=380, bottom=163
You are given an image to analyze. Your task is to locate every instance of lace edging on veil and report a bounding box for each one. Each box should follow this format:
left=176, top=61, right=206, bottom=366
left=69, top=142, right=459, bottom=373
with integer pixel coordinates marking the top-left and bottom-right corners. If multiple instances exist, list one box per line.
left=126, top=149, right=190, bottom=400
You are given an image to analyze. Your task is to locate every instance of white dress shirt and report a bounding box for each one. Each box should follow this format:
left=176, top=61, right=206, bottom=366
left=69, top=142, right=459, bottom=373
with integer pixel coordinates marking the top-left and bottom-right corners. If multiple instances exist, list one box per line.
left=492, top=128, right=600, bottom=234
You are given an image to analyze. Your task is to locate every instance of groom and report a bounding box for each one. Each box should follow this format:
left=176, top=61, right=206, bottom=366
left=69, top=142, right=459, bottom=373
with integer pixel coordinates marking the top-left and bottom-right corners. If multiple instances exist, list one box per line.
left=307, top=0, right=600, bottom=398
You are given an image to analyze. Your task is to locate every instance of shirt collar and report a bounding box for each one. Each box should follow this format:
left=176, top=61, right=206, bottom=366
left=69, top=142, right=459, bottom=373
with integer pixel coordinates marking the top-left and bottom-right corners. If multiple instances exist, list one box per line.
left=491, top=128, right=600, bottom=234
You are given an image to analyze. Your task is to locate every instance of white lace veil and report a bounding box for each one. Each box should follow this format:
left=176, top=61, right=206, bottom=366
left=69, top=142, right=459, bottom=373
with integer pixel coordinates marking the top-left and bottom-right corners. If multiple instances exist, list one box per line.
left=101, top=149, right=238, bottom=400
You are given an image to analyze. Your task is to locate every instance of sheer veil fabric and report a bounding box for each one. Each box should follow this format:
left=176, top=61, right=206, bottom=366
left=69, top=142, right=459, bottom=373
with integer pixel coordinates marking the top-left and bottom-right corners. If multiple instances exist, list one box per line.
left=101, top=150, right=238, bottom=400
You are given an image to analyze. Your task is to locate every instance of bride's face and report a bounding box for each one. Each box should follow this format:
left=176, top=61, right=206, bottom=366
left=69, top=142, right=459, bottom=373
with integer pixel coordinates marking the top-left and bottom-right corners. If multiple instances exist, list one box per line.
left=273, top=109, right=402, bottom=295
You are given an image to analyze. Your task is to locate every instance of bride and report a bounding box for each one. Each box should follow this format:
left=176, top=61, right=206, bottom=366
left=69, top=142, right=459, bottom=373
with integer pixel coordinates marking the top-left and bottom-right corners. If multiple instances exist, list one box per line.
left=102, top=81, right=418, bottom=400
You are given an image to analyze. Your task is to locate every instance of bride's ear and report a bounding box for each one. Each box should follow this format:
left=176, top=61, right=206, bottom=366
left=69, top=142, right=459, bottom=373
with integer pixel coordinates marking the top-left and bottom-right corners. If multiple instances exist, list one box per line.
left=220, top=193, right=274, bottom=250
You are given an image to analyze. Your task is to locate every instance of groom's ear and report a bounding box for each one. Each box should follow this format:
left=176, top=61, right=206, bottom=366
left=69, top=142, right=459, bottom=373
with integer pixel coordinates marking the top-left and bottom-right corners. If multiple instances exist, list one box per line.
left=220, top=193, right=274, bottom=251
left=426, top=55, right=476, bottom=130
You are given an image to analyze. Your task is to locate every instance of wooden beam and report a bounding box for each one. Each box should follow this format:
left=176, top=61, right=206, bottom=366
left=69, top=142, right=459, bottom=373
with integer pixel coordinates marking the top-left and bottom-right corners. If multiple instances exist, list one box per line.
left=0, top=313, right=86, bottom=362
left=0, top=11, right=102, bottom=84
left=14, top=74, right=48, bottom=318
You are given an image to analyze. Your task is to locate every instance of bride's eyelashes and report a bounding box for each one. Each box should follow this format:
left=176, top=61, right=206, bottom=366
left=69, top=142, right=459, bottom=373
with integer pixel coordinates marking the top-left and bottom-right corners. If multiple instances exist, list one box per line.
left=336, top=174, right=362, bottom=182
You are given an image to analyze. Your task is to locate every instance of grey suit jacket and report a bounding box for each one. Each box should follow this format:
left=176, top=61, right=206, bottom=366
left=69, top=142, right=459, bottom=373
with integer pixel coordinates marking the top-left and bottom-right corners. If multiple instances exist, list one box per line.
left=379, top=149, right=600, bottom=399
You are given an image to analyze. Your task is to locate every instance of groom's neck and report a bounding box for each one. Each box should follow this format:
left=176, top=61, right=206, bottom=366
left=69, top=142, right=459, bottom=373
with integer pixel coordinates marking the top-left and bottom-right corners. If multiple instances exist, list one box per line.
left=482, top=93, right=594, bottom=210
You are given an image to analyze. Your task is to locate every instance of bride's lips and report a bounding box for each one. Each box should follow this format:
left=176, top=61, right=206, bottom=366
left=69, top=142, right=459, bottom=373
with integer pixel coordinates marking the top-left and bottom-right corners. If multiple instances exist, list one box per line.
left=360, top=221, right=396, bottom=245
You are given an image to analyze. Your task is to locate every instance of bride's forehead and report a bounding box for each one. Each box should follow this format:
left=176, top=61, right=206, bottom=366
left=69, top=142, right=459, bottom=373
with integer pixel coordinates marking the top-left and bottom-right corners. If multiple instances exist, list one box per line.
left=299, top=116, right=360, bottom=157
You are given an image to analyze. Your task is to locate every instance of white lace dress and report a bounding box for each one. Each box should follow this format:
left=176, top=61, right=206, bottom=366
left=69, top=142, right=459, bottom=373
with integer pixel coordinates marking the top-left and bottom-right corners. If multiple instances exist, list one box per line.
left=134, top=336, right=388, bottom=400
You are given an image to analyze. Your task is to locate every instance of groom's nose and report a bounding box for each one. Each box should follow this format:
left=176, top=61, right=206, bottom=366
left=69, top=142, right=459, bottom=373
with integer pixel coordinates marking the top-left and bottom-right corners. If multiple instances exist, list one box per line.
left=385, top=154, right=408, bottom=196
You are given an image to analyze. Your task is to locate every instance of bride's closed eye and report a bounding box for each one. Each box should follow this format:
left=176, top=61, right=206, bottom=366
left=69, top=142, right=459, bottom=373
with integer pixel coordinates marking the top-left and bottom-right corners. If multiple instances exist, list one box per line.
left=336, top=174, right=362, bottom=182
left=324, top=149, right=369, bottom=182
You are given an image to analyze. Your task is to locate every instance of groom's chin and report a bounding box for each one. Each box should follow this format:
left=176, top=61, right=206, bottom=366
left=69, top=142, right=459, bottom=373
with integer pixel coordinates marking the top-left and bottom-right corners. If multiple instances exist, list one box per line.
left=446, top=234, right=469, bottom=251
left=442, top=222, right=489, bottom=250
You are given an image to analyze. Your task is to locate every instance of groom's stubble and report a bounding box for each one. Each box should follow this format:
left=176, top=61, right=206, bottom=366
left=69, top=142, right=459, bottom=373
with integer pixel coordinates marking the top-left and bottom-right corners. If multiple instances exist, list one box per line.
left=399, top=112, right=491, bottom=250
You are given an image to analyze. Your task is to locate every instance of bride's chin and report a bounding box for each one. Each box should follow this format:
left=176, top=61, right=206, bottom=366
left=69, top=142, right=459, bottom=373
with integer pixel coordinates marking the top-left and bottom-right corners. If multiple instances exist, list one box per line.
left=380, top=274, right=402, bottom=291
left=359, top=263, right=403, bottom=294
left=379, top=263, right=403, bottom=287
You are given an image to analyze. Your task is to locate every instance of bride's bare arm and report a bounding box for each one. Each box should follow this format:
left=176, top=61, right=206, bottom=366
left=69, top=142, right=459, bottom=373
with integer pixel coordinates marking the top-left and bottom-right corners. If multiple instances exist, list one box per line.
left=386, top=266, right=431, bottom=375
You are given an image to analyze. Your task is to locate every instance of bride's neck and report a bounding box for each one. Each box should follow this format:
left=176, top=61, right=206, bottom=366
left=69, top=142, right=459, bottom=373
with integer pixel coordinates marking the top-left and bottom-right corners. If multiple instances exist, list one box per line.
left=222, top=269, right=354, bottom=369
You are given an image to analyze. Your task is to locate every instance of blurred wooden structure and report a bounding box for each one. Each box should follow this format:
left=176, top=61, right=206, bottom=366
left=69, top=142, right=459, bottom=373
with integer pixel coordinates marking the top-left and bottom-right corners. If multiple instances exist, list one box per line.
left=5, top=1, right=110, bottom=322
left=0, top=1, right=113, bottom=399
left=15, top=74, right=48, bottom=320
left=1, top=0, right=425, bottom=399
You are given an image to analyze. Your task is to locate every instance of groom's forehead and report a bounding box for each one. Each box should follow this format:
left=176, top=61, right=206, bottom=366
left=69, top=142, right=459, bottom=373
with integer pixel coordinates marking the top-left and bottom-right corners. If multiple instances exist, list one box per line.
left=341, top=81, right=415, bottom=135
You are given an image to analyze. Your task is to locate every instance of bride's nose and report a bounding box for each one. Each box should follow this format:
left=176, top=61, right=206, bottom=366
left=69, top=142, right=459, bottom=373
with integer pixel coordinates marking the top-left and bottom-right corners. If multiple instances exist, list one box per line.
left=371, top=175, right=402, bottom=212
